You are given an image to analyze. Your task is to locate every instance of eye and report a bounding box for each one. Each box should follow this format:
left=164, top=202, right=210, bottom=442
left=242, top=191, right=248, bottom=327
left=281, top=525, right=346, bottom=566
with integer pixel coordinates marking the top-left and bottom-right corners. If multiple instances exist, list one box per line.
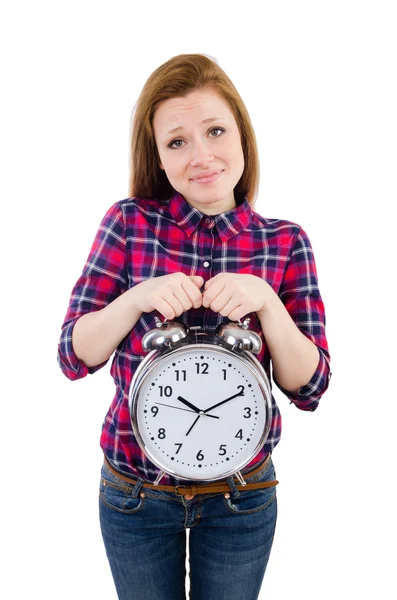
left=208, top=127, right=225, bottom=138
left=168, top=127, right=225, bottom=149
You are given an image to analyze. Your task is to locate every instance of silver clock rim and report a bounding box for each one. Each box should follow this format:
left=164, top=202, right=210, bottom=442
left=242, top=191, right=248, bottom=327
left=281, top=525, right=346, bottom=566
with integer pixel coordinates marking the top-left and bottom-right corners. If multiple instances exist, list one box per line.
left=128, top=341, right=273, bottom=483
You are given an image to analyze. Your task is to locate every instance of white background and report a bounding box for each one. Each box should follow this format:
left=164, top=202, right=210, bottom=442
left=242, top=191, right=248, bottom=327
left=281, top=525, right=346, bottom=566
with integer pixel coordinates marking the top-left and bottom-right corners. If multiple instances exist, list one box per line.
left=2, top=1, right=396, bottom=598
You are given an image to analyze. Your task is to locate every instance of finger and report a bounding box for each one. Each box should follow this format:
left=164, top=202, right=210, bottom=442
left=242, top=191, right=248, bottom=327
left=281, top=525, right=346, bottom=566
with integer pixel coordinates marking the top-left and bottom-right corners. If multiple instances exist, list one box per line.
left=204, top=272, right=229, bottom=292
left=227, top=305, right=246, bottom=321
left=163, top=277, right=192, bottom=312
left=189, top=275, right=204, bottom=288
left=154, top=297, right=179, bottom=321
left=182, top=278, right=203, bottom=309
left=207, top=289, right=234, bottom=313
left=168, top=291, right=188, bottom=317
left=202, top=282, right=226, bottom=308
left=203, top=278, right=212, bottom=290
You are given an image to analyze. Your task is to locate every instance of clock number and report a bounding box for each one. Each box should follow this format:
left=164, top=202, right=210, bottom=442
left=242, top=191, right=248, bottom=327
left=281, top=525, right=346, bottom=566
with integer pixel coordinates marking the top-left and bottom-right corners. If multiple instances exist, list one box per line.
left=175, top=370, right=187, bottom=382
left=235, top=429, right=243, bottom=440
left=243, top=407, right=251, bottom=418
left=195, top=362, right=209, bottom=375
left=151, top=406, right=159, bottom=417
left=222, top=369, right=227, bottom=380
left=219, top=444, right=227, bottom=455
left=196, top=450, right=204, bottom=461
left=158, top=428, right=166, bottom=439
left=238, top=384, right=245, bottom=395
left=174, top=443, right=182, bottom=455
left=158, top=385, right=173, bottom=397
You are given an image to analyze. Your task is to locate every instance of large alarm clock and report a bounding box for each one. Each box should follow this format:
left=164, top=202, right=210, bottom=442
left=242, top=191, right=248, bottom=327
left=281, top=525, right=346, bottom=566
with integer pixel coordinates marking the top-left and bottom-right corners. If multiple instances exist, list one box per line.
left=128, top=316, right=273, bottom=485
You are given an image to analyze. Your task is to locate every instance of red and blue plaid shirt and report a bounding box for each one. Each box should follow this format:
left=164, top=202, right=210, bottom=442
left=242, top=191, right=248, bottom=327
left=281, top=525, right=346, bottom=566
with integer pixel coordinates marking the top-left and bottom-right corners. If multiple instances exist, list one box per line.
left=57, top=191, right=331, bottom=484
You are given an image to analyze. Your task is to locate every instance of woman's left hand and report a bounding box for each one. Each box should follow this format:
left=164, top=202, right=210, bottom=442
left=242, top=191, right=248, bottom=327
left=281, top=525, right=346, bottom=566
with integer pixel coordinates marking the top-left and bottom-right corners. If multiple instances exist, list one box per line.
left=202, top=273, right=273, bottom=322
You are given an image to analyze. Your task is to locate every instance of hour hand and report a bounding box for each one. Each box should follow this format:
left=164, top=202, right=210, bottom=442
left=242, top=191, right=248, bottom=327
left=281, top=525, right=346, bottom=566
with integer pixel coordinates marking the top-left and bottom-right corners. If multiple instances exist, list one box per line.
left=176, top=396, right=201, bottom=414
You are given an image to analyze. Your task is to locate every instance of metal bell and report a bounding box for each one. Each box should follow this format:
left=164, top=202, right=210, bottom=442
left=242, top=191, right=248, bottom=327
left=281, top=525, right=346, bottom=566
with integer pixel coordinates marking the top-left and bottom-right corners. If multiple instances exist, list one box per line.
left=216, top=318, right=262, bottom=354
left=142, top=317, right=188, bottom=351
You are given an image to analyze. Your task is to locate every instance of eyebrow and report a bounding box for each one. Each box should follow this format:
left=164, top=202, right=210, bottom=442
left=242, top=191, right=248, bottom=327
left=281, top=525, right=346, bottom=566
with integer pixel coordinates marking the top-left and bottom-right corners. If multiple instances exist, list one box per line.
left=165, top=117, right=226, bottom=137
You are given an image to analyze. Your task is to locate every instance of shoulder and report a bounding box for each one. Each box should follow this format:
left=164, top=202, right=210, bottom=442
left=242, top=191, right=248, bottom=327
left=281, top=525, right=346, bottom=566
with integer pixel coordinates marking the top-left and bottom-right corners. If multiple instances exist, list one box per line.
left=99, top=196, right=164, bottom=228
left=110, top=196, right=165, bottom=221
left=120, top=196, right=163, bottom=212
left=251, top=209, right=306, bottom=243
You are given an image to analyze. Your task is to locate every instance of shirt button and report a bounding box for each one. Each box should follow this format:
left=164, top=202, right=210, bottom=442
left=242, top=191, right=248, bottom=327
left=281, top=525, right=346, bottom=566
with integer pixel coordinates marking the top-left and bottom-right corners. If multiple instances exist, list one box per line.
left=203, top=261, right=210, bottom=267
left=205, top=218, right=211, bottom=224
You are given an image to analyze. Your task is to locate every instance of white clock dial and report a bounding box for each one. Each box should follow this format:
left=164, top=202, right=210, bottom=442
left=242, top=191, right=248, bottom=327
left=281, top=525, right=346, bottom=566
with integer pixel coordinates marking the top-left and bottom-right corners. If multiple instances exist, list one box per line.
left=132, top=345, right=269, bottom=480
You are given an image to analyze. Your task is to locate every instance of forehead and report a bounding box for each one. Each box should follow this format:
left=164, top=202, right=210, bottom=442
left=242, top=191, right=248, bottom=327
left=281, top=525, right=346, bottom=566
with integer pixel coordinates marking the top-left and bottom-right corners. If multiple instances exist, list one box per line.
left=153, top=89, right=234, bottom=131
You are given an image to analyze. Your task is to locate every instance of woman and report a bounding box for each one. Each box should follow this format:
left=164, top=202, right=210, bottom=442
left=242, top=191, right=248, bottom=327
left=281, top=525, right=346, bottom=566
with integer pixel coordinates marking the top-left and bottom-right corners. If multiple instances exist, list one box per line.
left=58, top=53, right=331, bottom=599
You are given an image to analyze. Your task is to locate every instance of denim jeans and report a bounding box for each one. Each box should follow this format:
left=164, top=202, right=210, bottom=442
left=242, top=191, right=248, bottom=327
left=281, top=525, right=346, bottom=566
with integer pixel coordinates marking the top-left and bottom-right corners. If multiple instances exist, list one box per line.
left=99, top=455, right=278, bottom=600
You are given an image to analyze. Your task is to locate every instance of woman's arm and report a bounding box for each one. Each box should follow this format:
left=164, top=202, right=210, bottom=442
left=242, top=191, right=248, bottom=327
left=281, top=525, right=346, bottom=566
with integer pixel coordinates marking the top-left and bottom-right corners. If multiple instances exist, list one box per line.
left=256, top=292, right=320, bottom=394
left=258, top=225, right=331, bottom=411
left=72, top=272, right=204, bottom=367
left=57, top=202, right=128, bottom=380
left=71, top=286, right=143, bottom=367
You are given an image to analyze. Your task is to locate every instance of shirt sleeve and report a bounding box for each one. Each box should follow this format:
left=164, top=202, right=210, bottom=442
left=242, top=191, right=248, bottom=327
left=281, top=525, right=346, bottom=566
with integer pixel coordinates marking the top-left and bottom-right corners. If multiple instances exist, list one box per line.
left=57, top=202, right=127, bottom=381
left=272, top=226, right=331, bottom=411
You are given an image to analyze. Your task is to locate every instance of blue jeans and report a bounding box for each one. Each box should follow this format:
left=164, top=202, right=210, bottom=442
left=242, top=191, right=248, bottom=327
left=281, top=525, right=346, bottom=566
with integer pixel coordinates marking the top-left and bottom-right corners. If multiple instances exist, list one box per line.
left=99, top=455, right=278, bottom=600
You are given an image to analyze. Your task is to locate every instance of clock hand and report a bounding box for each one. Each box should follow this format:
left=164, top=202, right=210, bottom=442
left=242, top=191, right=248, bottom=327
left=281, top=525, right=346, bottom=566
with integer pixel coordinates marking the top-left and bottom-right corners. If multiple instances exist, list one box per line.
left=203, top=390, right=244, bottom=414
left=186, top=414, right=201, bottom=436
left=176, top=396, right=201, bottom=414
left=177, top=395, right=222, bottom=436
left=155, top=402, right=219, bottom=419
left=156, top=402, right=196, bottom=414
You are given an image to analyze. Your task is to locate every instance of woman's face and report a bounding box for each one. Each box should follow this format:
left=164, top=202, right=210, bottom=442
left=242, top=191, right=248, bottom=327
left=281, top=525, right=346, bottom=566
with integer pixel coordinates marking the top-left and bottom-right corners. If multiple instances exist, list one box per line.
left=153, top=89, right=245, bottom=215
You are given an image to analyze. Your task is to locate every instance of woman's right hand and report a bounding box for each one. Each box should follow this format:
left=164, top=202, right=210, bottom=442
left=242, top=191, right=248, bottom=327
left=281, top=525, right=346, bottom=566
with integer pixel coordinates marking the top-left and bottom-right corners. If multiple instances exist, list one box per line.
left=133, top=273, right=204, bottom=321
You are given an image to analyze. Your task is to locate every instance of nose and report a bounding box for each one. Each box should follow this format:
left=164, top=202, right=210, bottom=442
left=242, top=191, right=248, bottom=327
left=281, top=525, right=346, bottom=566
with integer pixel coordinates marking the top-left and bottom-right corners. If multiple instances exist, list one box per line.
left=190, top=138, right=214, bottom=168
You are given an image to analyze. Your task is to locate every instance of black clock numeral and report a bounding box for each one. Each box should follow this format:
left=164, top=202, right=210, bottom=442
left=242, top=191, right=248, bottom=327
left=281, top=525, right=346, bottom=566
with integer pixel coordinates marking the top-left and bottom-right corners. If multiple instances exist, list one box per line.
left=151, top=406, right=159, bottom=417
left=158, top=385, right=173, bottom=397
left=195, top=362, right=209, bottom=375
left=174, top=443, right=183, bottom=454
left=158, top=428, right=166, bottom=439
left=219, top=444, right=227, bottom=456
left=238, top=384, right=245, bottom=395
left=235, top=429, right=243, bottom=440
left=175, top=370, right=187, bottom=382
left=243, top=407, right=251, bottom=418
left=196, top=449, right=204, bottom=461
left=222, top=369, right=227, bottom=380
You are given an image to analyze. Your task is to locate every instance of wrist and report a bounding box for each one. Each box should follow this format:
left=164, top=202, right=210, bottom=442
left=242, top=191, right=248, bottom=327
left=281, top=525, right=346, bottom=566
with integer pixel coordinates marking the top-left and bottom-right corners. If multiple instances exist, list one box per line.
left=128, top=282, right=145, bottom=313
left=256, top=286, right=278, bottom=320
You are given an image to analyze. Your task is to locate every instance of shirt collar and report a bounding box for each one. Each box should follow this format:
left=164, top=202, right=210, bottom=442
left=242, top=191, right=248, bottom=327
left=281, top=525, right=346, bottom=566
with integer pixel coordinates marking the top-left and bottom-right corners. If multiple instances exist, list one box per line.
left=166, top=191, right=253, bottom=242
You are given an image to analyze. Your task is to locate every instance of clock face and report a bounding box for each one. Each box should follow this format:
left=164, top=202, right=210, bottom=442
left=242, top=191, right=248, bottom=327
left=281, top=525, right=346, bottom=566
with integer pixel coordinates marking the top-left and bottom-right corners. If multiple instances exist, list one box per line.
left=131, top=344, right=270, bottom=481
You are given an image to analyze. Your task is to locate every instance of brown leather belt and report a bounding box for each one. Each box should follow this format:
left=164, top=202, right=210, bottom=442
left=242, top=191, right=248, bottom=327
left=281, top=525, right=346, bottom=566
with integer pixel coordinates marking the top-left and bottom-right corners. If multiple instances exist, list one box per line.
left=103, top=454, right=279, bottom=498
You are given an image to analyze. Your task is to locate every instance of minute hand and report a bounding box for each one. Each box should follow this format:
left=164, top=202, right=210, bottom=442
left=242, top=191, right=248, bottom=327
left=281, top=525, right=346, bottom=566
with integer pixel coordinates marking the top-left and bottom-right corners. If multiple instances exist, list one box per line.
left=203, top=391, right=244, bottom=414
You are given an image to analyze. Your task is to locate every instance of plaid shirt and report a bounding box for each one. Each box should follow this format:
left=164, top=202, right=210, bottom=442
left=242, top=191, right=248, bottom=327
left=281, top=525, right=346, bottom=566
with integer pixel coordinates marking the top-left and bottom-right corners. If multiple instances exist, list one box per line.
left=57, top=191, right=331, bottom=484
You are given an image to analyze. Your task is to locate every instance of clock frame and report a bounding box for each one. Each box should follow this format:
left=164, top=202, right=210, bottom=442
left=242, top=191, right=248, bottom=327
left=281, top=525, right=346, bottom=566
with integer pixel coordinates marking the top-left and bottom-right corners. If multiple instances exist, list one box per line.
left=128, top=318, right=273, bottom=485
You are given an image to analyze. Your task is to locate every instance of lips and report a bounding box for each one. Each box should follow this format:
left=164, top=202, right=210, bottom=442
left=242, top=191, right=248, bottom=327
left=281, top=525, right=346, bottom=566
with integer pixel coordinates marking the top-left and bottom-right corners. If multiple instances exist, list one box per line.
left=191, top=170, right=223, bottom=181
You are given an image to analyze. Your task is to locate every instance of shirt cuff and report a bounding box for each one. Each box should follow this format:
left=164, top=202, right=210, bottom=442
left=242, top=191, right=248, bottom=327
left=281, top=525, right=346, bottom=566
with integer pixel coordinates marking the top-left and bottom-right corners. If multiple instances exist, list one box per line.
left=57, top=318, right=108, bottom=381
left=274, top=347, right=331, bottom=412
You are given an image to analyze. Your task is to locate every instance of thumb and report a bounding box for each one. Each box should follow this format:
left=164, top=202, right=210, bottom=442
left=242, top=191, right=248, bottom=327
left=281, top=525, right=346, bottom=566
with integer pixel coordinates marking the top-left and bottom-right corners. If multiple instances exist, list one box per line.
left=189, top=275, right=204, bottom=287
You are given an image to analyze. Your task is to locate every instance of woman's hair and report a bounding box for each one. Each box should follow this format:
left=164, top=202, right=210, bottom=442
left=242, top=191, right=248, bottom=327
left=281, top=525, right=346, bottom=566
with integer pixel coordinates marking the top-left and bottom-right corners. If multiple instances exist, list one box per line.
left=128, top=53, right=260, bottom=207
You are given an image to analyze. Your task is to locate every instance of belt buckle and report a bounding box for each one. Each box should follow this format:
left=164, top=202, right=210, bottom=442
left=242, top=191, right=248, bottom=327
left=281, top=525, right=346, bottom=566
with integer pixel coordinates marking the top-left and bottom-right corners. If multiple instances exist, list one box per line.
left=175, top=485, right=187, bottom=497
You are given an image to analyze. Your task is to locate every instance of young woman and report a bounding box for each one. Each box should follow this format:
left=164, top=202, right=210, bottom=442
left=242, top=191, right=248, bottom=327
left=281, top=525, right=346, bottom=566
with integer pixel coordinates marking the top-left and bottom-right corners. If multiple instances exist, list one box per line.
left=58, top=53, right=331, bottom=600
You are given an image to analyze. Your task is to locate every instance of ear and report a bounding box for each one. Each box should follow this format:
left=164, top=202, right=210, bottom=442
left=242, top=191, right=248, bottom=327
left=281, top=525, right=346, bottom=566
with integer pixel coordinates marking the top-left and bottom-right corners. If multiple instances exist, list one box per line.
left=159, top=162, right=164, bottom=170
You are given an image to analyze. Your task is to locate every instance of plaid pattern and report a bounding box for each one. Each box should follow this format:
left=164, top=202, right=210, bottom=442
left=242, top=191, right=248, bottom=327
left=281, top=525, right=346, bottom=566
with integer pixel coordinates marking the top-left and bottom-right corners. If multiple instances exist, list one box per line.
left=57, top=191, right=331, bottom=484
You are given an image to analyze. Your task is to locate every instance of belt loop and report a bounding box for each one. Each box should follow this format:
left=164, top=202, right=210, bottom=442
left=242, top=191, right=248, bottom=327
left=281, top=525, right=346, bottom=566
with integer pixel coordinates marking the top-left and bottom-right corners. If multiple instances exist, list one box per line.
left=226, top=475, right=241, bottom=499
left=131, top=477, right=145, bottom=498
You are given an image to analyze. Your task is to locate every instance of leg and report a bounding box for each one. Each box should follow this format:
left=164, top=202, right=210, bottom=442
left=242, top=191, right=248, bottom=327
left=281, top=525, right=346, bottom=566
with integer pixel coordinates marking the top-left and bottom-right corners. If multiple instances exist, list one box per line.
left=188, top=457, right=278, bottom=600
left=99, top=462, right=187, bottom=600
